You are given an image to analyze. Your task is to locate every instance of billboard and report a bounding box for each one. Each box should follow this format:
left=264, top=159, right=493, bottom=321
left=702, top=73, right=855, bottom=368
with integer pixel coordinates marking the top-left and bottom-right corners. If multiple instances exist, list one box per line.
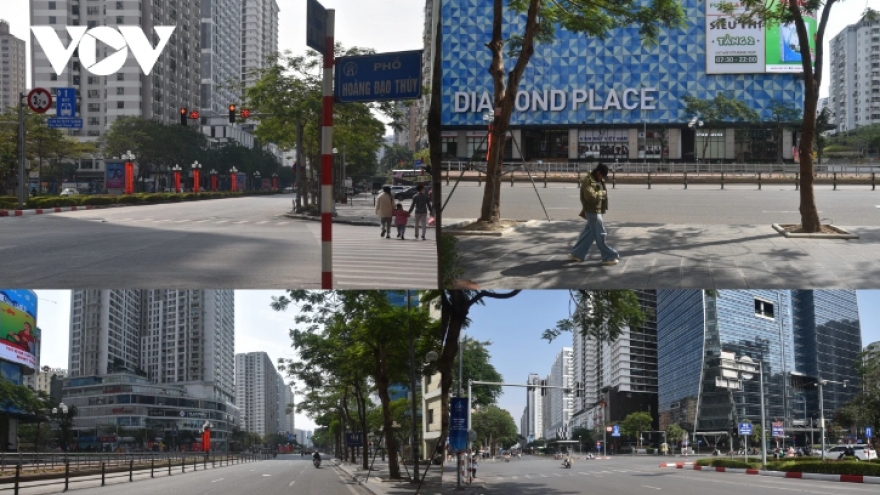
left=0, top=290, right=38, bottom=370
left=706, top=0, right=816, bottom=74
left=106, top=161, right=125, bottom=189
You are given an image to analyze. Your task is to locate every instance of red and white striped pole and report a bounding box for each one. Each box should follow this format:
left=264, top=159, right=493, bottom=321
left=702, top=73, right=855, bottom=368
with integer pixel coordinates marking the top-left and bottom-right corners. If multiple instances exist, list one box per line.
left=321, top=10, right=335, bottom=289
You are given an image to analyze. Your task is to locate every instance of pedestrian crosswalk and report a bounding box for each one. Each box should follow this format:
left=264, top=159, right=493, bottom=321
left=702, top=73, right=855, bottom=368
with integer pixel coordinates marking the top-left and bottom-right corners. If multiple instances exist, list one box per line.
left=484, top=468, right=648, bottom=483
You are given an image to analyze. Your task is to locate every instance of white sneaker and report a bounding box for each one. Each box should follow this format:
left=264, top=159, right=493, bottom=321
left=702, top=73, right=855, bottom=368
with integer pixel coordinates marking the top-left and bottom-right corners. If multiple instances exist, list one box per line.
left=601, top=259, right=620, bottom=266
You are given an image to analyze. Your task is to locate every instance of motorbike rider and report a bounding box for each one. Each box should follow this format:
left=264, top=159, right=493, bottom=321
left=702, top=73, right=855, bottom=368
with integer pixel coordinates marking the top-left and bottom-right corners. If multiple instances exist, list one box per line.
left=313, top=451, right=321, bottom=464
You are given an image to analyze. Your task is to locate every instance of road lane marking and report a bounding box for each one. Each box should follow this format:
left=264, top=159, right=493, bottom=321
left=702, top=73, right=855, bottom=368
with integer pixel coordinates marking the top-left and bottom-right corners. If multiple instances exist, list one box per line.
left=234, top=221, right=249, bottom=224
left=276, top=222, right=289, bottom=225
left=211, top=478, right=224, bottom=483
left=641, top=486, right=661, bottom=490
left=540, top=474, right=548, bottom=477
left=215, top=221, right=228, bottom=224
left=256, top=221, right=270, bottom=224
left=263, top=474, right=271, bottom=476
left=668, top=474, right=874, bottom=495
left=195, top=219, right=211, bottom=223
left=289, top=481, right=296, bottom=486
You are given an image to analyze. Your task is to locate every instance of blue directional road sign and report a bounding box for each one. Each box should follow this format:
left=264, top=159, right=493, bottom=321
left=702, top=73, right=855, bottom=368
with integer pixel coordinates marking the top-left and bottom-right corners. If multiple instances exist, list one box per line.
left=611, top=425, right=620, bottom=437
left=56, top=88, right=76, bottom=118
left=866, top=427, right=873, bottom=438
left=335, top=50, right=422, bottom=103
left=739, top=423, right=753, bottom=436
left=345, top=432, right=362, bottom=447
left=47, top=118, right=83, bottom=129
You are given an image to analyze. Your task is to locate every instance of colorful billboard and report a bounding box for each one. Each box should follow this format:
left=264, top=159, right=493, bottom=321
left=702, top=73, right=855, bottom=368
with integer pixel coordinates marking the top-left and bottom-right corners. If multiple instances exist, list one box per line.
left=0, top=290, right=38, bottom=370
left=706, top=0, right=816, bottom=74
left=106, top=161, right=125, bottom=189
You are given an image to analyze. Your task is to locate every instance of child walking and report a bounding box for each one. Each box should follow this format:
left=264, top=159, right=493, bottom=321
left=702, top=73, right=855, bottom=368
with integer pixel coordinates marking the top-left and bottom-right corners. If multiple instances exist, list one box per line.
left=393, top=203, right=411, bottom=240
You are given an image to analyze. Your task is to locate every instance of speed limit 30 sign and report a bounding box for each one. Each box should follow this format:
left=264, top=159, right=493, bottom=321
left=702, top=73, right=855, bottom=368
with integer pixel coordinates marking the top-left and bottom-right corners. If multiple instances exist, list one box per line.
left=27, top=88, right=53, bottom=114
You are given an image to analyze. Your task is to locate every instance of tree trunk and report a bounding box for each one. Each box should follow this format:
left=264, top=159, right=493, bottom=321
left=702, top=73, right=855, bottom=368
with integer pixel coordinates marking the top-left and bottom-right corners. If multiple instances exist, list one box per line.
left=375, top=345, right=401, bottom=479
left=789, top=0, right=832, bottom=233
left=479, top=0, right=541, bottom=222
left=777, top=126, right=784, bottom=165
left=429, top=0, right=443, bottom=289
left=353, top=380, right=369, bottom=470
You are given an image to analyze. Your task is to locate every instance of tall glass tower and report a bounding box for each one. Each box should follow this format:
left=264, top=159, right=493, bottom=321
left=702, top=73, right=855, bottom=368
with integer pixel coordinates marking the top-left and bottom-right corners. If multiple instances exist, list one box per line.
left=657, top=290, right=861, bottom=445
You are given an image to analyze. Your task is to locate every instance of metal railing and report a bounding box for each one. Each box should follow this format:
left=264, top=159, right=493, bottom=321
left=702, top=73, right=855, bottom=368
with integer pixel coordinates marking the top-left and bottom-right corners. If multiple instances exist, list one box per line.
left=441, top=160, right=880, bottom=176
left=0, top=452, right=271, bottom=494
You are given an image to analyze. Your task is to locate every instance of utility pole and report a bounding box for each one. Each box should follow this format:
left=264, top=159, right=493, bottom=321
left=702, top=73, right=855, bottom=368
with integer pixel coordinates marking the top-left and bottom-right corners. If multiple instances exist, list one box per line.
left=18, top=91, right=26, bottom=209
left=407, top=290, right=420, bottom=481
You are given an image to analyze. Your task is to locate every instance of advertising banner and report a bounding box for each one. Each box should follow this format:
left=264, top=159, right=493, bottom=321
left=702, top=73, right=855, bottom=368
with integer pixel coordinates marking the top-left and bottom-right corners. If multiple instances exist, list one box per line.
left=706, top=0, right=816, bottom=74
left=106, top=161, right=125, bottom=189
left=0, top=290, right=38, bottom=370
left=449, top=397, right=469, bottom=453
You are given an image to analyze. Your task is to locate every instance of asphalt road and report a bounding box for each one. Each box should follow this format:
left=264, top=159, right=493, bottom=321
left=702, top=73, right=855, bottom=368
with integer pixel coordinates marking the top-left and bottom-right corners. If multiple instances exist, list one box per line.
left=442, top=183, right=880, bottom=226
left=474, top=455, right=880, bottom=495
left=0, top=195, right=436, bottom=288
left=8, top=455, right=362, bottom=495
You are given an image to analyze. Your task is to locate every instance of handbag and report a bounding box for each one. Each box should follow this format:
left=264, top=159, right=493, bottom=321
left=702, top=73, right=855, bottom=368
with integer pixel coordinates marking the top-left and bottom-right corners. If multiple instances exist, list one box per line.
left=578, top=209, right=586, bottom=219
left=428, top=215, right=436, bottom=226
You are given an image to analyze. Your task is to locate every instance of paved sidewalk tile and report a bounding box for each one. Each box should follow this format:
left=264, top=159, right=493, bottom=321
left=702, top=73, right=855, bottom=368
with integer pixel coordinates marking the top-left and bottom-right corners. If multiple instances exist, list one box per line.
left=450, top=220, right=880, bottom=289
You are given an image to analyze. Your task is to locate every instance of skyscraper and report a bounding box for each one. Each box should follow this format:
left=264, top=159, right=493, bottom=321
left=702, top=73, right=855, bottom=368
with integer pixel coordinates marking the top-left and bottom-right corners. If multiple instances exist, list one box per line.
left=0, top=20, right=26, bottom=113
left=235, top=351, right=280, bottom=437
left=200, top=0, right=241, bottom=116
left=68, top=290, right=142, bottom=377
left=545, top=347, right=573, bottom=440
left=656, top=290, right=862, bottom=445
left=828, top=16, right=880, bottom=132
left=570, top=290, right=658, bottom=431
left=239, top=0, right=278, bottom=93
left=523, top=373, right=543, bottom=441
left=29, top=0, right=202, bottom=140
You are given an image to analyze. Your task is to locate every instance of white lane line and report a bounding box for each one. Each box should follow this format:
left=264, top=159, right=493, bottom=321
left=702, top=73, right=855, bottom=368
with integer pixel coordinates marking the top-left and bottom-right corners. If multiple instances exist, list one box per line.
left=215, top=220, right=228, bottom=224
left=233, top=220, right=249, bottom=224
left=525, top=474, right=533, bottom=479
left=512, top=476, right=518, bottom=480
left=256, top=221, right=270, bottom=224
left=540, top=474, right=548, bottom=478
left=641, top=486, right=661, bottom=490
left=195, top=219, right=211, bottom=223
left=668, top=474, right=874, bottom=495
left=262, top=474, right=271, bottom=477
left=288, top=481, right=296, bottom=487
left=554, top=473, right=561, bottom=477
left=211, top=478, right=224, bottom=483
left=276, top=221, right=289, bottom=225
left=173, top=220, right=189, bottom=223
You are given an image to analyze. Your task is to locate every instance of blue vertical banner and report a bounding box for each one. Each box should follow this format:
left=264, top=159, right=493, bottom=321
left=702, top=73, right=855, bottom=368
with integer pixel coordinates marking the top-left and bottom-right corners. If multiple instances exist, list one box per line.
left=449, top=397, right=468, bottom=453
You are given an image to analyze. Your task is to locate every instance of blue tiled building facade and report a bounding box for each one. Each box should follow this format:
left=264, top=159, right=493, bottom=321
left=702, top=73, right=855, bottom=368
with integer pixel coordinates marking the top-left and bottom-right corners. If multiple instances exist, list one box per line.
left=441, top=0, right=805, bottom=163
left=656, top=290, right=861, bottom=448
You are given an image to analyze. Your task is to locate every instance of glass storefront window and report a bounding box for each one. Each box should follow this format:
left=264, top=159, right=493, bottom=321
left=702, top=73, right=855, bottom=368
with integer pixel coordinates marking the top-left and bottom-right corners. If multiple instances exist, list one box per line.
left=441, top=136, right=458, bottom=159
left=695, top=129, right=727, bottom=161
left=524, top=129, right=568, bottom=160
left=638, top=129, right=669, bottom=160
left=578, top=129, right=628, bottom=159
left=466, top=135, right=489, bottom=160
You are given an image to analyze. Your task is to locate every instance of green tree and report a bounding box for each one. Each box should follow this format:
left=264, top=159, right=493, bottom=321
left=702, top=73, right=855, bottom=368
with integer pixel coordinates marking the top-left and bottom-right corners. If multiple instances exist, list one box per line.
left=665, top=424, right=686, bottom=444
left=380, top=144, right=415, bottom=173
left=571, top=427, right=595, bottom=452
left=472, top=406, right=518, bottom=456
left=769, top=100, right=803, bottom=164
left=272, top=291, right=440, bottom=479
left=452, top=336, right=503, bottom=408
left=681, top=94, right=760, bottom=162
left=542, top=290, right=647, bottom=343
left=620, top=411, right=653, bottom=449
left=720, top=3, right=879, bottom=232
left=478, top=0, right=686, bottom=222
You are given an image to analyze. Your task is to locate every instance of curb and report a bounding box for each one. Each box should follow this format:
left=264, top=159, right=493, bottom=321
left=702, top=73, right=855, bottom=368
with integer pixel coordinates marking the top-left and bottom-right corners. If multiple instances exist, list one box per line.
left=1, top=205, right=98, bottom=217
left=772, top=223, right=860, bottom=239
left=673, top=464, right=880, bottom=484
left=659, top=462, right=694, bottom=467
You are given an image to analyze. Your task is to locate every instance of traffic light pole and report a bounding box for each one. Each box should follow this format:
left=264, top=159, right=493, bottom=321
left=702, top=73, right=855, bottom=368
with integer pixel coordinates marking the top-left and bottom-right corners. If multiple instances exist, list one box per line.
left=320, top=10, right=335, bottom=289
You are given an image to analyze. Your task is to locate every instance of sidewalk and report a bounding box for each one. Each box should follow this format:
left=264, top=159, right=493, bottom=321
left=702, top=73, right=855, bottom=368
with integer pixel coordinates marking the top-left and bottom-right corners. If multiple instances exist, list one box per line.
left=333, top=458, right=487, bottom=495
left=448, top=219, right=880, bottom=289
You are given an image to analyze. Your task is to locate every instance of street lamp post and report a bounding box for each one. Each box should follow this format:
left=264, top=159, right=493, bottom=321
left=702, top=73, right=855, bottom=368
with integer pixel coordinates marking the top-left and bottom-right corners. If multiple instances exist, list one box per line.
left=688, top=117, right=704, bottom=163
left=171, top=165, right=182, bottom=193
left=210, top=169, right=218, bottom=192
left=816, top=378, right=848, bottom=460
left=191, top=161, right=202, bottom=193
left=254, top=171, right=261, bottom=191
left=52, top=403, right=69, bottom=452
left=230, top=167, right=239, bottom=192
left=122, top=150, right=136, bottom=194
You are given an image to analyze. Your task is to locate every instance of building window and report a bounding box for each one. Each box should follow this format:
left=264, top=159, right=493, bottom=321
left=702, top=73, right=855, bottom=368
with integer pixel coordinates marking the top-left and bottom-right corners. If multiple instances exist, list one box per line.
left=49, top=16, right=57, bottom=24
left=117, top=87, right=125, bottom=95
left=694, top=129, right=727, bottom=161
left=117, top=73, right=125, bottom=81
left=579, top=129, right=629, bottom=160
left=523, top=129, right=568, bottom=160
left=428, top=408, right=434, bottom=425
left=48, top=1, right=56, bottom=9
left=441, top=136, right=458, bottom=159
left=755, top=299, right=774, bottom=320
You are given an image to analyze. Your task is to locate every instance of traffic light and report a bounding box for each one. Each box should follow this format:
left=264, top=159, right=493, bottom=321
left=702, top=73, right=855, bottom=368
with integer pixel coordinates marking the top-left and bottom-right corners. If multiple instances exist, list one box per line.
left=180, top=107, right=187, bottom=126
left=541, top=379, right=547, bottom=396
left=229, top=104, right=236, bottom=124
left=189, top=110, right=200, bottom=120
left=241, top=108, right=251, bottom=119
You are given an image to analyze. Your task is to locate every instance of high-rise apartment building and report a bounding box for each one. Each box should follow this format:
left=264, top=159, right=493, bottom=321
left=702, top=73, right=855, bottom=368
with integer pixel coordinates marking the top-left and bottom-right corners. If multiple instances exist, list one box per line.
left=69, top=290, right=142, bottom=377
left=522, top=373, right=543, bottom=441
left=0, top=20, right=26, bottom=113
left=545, top=347, right=573, bottom=440
left=656, top=290, right=862, bottom=446
left=828, top=15, right=880, bottom=131
left=570, top=290, right=658, bottom=431
left=30, top=0, right=202, bottom=141
left=200, top=0, right=240, bottom=116
left=240, top=0, right=278, bottom=93
left=277, top=377, right=294, bottom=434
left=235, top=351, right=280, bottom=437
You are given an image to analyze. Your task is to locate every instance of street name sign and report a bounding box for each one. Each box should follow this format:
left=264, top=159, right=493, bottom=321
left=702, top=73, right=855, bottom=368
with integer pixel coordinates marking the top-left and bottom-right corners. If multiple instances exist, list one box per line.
left=48, top=118, right=83, bottom=129
left=306, top=0, right=327, bottom=55
left=611, top=425, right=620, bottom=437
left=739, top=423, right=753, bottom=435
left=772, top=421, right=784, bottom=438
left=335, top=50, right=422, bottom=103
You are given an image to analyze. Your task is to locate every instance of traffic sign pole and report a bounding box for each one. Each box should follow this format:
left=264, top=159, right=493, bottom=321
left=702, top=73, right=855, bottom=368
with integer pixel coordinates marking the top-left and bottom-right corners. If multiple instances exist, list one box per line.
left=17, top=91, right=25, bottom=208
left=320, top=9, right=335, bottom=289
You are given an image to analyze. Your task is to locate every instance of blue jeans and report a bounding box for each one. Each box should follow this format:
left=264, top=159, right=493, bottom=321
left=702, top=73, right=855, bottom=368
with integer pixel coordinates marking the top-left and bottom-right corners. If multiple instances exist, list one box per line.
left=570, top=213, right=619, bottom=261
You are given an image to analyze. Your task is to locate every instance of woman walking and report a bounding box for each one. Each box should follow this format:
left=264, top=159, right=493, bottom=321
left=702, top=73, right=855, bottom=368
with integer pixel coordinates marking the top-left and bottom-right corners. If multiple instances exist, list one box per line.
left=569, top=163, right=620, bottom=265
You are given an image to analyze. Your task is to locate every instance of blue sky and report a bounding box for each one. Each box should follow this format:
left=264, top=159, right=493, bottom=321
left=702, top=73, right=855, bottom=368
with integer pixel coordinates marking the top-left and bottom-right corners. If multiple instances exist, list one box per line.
left=467, top=290, right=880, bottom=432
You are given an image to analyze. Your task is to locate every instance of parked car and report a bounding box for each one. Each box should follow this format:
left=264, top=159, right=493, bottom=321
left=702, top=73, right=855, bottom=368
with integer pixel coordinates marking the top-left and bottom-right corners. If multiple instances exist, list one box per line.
left=59, top=188, right=79, bottom=196
left=283, top=186, right=294, bottom=193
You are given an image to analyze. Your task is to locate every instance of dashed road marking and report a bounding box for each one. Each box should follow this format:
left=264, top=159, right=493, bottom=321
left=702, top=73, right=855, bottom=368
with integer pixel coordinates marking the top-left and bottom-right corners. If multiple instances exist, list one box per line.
left=642, top=485, right=662, bottom=490
left=211, top=478, right=224, bottom=483
left=289, top=481, right=296, bottom=486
